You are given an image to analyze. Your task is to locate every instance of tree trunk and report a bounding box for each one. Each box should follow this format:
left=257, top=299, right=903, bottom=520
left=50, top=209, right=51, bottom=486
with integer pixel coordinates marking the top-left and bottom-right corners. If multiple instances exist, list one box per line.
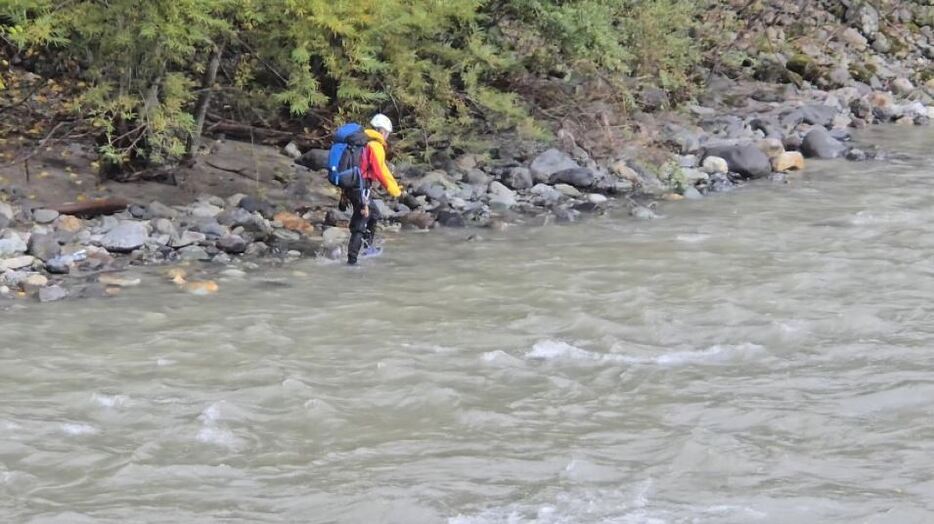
left=188, top=42, right=225, bottom=158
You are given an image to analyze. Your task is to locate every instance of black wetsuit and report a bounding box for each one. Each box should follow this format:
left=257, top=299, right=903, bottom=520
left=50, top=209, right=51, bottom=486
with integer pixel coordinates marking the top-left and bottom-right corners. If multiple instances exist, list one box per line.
left=346, top=185, right=380, bottom=265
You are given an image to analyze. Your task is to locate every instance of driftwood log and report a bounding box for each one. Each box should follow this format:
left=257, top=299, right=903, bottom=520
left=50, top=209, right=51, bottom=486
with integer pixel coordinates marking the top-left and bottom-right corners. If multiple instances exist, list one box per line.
left=53, top=197, right=129, bottom=218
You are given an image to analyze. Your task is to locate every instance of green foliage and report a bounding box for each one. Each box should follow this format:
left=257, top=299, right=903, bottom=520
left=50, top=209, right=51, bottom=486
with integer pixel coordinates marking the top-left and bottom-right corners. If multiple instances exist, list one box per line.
left=1, top=0, right=705, bottom=168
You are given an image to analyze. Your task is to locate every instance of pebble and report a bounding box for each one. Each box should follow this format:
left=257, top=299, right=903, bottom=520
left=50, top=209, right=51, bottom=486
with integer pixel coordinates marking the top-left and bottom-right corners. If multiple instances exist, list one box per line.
left=56, top=215, right=83, bottom=233
left=32, top=209, right=60, bottom=224
left=554, top=184, right=582, bottom=198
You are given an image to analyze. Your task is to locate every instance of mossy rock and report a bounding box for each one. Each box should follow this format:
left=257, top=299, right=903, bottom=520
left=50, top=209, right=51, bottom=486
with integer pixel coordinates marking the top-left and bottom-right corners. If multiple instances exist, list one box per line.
left=849, top=63, right=877, bottom=84
left=786, top=54, right=823, bottom=84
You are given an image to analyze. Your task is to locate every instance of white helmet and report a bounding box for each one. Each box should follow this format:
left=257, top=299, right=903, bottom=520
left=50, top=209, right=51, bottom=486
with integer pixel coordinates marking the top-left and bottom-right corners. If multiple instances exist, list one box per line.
left=370, top=113, right=393, bottom=134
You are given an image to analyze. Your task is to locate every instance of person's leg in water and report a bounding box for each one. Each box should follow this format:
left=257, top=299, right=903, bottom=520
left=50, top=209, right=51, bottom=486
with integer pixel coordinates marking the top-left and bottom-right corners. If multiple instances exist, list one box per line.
left=363, top=199, right=381, bottom=248
left=347, top=189, right=367, bottom=265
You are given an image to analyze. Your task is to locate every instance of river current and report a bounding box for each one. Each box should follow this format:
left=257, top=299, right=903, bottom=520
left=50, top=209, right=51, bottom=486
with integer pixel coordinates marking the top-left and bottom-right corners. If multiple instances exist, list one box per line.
left=2, top=127, right=933, bottom=523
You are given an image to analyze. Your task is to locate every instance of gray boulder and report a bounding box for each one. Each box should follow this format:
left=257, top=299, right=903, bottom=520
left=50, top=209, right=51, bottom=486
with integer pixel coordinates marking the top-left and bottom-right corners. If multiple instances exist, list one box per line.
left=502, top=167, right=533, bottom=190
left=550, top=168, right=595, bottom=188
left=799, top=104, right=837, bottom=127
left=27, top=233, right=61, bottom=262
left=216, top=235, right=248, bottom=254
left=0, top=202, right=13, bottom=221
left=801, top=127, right=847, bottom=159
left=703, top=145, right=772, bottom=179
left=101, top=221, right=148, bottom=253
left=296, top=148, right=329, bottom=171
left=436, top=210, right=466, bottom=228
left=530, top=149, right=578, bottom=183
left=238, top=196, right=276, bottom=219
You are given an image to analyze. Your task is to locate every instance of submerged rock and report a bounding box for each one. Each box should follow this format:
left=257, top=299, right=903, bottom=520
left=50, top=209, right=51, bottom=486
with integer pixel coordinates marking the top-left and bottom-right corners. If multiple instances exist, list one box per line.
left=801, top=127, right=847, bottom=159
left=38, top=285, right=68, bottom=302
left=703, top=145, right=772, bottom=179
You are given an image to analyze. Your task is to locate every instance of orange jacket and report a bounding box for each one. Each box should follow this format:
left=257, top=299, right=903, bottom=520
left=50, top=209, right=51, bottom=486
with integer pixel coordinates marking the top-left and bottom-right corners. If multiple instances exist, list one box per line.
left=360, top=129, right=402, bottom=198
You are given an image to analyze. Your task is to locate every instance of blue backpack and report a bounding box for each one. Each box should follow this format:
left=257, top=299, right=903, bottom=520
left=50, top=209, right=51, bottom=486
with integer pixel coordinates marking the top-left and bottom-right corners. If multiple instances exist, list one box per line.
left=327, top=123, right=372, bottom=189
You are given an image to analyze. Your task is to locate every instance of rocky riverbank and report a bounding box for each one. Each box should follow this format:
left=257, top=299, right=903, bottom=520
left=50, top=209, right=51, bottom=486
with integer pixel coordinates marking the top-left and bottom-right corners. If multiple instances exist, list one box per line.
left=2, top=0, right=933, bottom=305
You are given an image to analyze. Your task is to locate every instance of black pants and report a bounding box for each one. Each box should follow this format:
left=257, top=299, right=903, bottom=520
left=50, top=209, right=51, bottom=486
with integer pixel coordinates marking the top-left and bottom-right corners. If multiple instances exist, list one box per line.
left=347, top=188, right=380, bottom=264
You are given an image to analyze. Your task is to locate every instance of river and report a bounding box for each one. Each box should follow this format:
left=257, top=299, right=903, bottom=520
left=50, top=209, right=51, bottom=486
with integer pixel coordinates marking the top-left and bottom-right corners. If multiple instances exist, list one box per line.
left=2, top=127, right=933, bottom=523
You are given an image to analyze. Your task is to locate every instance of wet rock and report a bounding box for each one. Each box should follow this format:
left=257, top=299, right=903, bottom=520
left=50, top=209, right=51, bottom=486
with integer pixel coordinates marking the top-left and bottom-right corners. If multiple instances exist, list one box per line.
left=372, top=199, right=395, bottom=219
left=801, top=127, right=847, bottom=159
left=238, top=196, right=276, bottom=219
left=170, top=230, right=207, bottom=248
left=27, top=233, right=61, bottom=262
left=772, top=151, right=805, bottom=172
left=682, top=186, right=703, bottom=200
left=530, top=149, right=579, bottom=183
left=749, top=117, right=783, bottom=139
left=0, top=255, right=35, bottom=271
left=38, top=285, right=68, bottom=303
left=630, top=204, right=659, bottom=221
left=550, top=168, right=595, bottom=188
left=100, top=221, right=149, bottom=252
left=846, top=148, right=868, bottom=161
left=178, top=245, right=211, bottom=261
left=553, top=207, right=580, bottom=223
left=212, top=253, right=232, bottom=265
left=783, top=134, right=803, bottom=152
left=586, top=193, right=608, bottom=205
left=708, top=173, right=737, bottom=193
left=322, top=227, right=349, bottom=249
left=703, top=145, right=771, bottom=179
left=436, top=210, right=467, bottom=228
left=662, top=124, right=702, bottom=154
left=149, top=201, right=179, bottom=219
left=217, top=235, right=248, bottom=254
left=702, top=156, right=729, bottom=174
left=502, top=167, right=533, bottom=190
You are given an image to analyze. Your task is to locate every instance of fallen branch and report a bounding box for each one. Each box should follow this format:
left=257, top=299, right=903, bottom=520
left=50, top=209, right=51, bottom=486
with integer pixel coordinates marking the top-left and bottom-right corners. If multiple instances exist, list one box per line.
left=53, top=197, right=129, bottom=218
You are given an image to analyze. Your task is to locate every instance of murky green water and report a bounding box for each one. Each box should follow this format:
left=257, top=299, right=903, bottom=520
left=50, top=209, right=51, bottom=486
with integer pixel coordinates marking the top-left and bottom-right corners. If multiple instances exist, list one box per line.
left=2, top=127, right=933, bottom=523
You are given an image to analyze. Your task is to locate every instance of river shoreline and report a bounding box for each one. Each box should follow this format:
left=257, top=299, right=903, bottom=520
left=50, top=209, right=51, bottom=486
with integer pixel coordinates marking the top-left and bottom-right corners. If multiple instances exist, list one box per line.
left=1, top=72, right=932, bottom=306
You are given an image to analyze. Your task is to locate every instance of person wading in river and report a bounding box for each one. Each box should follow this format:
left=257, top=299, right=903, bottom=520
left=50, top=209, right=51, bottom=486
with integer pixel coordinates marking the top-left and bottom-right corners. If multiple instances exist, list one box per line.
left=338, top=114, right=402, bottom=265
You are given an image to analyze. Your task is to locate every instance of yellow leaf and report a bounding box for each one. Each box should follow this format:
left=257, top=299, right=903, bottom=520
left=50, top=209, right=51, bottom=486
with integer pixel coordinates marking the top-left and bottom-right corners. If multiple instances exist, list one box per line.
left=38, top=171, right=50, bottom=179
left=76, top=194, right=87, bottom=201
